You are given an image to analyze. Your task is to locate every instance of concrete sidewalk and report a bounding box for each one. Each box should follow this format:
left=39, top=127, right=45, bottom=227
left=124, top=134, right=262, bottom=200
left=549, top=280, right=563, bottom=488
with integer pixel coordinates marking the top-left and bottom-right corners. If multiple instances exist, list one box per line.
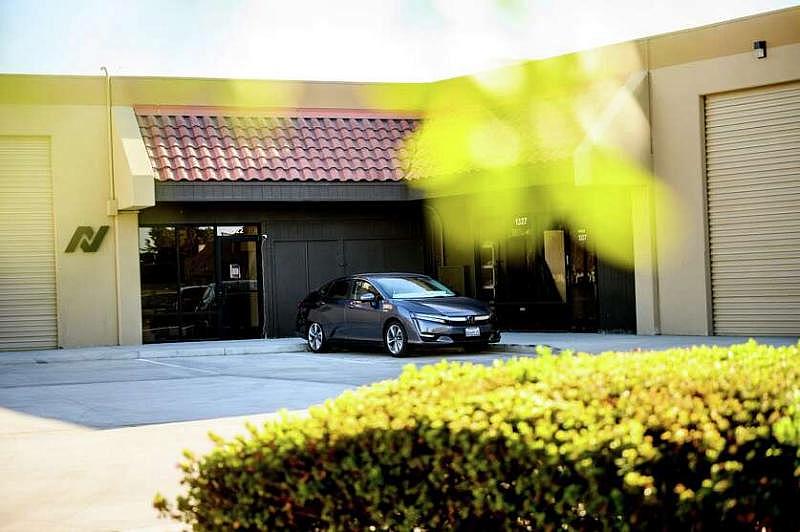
left=496, top=332, right=797, bottom=353
left=0, top=337, right=307, bottom=365
left=0, top=408, right=296, bottom=532
left=1, top=332, right=796, bottom=365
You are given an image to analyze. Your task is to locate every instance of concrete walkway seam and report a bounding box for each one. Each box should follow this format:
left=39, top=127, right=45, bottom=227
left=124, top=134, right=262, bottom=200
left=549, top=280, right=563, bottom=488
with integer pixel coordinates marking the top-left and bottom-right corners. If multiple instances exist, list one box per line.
left=0, top=341, right=540, bottom=366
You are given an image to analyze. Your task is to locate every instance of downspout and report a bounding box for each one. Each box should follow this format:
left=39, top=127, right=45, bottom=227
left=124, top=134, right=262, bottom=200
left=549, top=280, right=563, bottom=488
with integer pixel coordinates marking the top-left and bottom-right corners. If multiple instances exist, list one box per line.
left=101, top=66, right=122, bottom=345
left=102, top=67, right=116, bottom=202
left=644, top=39, right=662, bottom=334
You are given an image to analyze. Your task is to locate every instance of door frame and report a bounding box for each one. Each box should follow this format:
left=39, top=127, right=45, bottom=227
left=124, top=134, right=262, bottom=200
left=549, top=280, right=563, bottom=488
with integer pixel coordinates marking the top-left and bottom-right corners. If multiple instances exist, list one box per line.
left=215, top=234, right=265, bottom=339
left=472, top=218, right=600, bottom=331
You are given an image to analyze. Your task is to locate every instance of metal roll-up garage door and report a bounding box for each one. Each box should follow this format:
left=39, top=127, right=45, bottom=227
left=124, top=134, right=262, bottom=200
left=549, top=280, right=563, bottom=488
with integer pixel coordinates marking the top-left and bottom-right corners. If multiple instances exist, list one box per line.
left=0, top=137, right=58, bottom=350
left=704, top=82, right=800, bottom=335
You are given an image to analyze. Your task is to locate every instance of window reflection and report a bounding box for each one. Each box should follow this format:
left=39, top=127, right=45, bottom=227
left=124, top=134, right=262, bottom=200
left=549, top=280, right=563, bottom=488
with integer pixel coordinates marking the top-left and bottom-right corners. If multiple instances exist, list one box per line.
left=476, top=216, right=598, bottom=330
left=219, top=239, right=260, bottom=339
left=480, top=218, right=567, bottom=304
left=139, top=223, right=262, bottom=343
left=179, top=226, right=215, bottom=287
left=543, top=230, right=567, bottom=303
left=178, top=226, right=216, bottom=340
left=139, top=227, right=180, bottom=343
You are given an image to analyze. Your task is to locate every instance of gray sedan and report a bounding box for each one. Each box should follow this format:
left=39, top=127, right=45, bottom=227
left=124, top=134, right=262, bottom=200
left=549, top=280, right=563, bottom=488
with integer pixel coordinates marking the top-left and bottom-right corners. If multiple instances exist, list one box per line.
left=296, top=273, right=501, bottom=356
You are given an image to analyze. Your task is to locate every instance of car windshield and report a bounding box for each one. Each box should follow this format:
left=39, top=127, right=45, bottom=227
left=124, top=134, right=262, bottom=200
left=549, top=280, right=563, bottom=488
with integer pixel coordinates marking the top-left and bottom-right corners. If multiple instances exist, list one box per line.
left=373, top=276, right=455, bottom=299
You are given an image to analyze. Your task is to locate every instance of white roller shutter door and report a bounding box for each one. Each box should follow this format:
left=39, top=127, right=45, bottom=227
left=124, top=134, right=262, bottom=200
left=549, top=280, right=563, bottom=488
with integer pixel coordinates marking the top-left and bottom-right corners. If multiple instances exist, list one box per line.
left=705, top=82, right=800, bottom=335
left=0, top=137, right=58, bottom=350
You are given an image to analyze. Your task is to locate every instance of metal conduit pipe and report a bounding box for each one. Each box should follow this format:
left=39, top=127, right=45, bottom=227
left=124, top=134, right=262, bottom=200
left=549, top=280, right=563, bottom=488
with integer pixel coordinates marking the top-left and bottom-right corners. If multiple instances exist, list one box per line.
left=101, top=66, right=122, bottom=344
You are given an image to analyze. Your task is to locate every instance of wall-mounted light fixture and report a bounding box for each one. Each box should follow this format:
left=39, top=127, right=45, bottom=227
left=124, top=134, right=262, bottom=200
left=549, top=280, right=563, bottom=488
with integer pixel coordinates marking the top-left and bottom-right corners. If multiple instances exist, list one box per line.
left=753, top=40, right=767, bottom=59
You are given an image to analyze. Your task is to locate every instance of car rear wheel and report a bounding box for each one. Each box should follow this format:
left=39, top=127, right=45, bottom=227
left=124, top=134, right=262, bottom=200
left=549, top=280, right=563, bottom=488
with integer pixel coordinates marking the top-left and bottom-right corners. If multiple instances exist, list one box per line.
left=307, top=322, right=327, bottom=353
left=384, top=321, right=408, bottom=357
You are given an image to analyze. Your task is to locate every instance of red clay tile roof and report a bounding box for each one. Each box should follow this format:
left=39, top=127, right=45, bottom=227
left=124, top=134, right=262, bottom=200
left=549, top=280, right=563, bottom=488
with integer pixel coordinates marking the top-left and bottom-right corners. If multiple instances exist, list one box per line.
left=136, top=107, right=420, bottom=182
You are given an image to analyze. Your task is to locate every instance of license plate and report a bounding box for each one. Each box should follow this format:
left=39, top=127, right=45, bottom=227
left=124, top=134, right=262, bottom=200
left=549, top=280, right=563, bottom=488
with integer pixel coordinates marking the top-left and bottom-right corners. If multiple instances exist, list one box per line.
left=465, top=326, right=480, bottom=337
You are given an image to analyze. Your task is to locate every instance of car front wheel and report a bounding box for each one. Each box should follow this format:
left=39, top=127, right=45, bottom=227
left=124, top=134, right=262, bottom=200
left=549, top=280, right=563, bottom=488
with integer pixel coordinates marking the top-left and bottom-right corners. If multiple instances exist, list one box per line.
left=384, top=321, right=408, bottom=357
left=307, top=322, right=327, bottom=353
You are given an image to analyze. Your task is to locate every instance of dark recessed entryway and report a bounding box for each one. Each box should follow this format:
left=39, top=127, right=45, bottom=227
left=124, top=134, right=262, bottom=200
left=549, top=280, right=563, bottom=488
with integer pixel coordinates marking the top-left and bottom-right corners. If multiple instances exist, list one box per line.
left=138, top=224, right=264, bottom=343
left=138, top=202, right=426, bottom=341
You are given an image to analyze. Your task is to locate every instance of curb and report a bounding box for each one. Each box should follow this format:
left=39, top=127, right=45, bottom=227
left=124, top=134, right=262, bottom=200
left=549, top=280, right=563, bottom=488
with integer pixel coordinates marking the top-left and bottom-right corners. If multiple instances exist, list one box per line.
left=0, top=341, right=549, bottom=366
left=0, top=341, right=308, bottom=366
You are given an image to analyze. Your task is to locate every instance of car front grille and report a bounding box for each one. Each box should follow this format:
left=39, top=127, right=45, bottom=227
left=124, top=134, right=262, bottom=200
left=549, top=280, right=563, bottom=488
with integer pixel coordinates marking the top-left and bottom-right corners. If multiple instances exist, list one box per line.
left=443, top=315, right=491, bottom=326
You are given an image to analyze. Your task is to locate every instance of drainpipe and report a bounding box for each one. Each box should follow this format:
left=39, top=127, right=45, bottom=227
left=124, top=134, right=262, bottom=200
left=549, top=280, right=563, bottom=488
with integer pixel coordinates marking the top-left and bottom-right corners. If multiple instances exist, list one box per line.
left=101, top=66, right=122, bottom=345
left=102, top=67, right=116, bottom=205
left=643, top=39, right=662, bottom=335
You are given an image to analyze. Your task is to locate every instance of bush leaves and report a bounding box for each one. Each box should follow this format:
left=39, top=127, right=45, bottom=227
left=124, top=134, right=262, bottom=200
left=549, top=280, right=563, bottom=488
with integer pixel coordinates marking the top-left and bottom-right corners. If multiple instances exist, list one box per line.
left=157, top=341, right=800, bottom=531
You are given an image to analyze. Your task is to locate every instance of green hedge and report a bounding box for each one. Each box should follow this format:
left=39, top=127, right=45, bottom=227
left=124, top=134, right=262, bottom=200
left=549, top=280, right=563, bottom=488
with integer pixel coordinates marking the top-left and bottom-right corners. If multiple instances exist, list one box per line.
left=155, top=341, right=800, bottom=530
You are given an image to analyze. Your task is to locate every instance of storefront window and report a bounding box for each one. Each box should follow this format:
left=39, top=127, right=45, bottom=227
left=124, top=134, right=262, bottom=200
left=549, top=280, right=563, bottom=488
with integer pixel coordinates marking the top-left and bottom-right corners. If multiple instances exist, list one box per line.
left=139, top=223, right=262, bottom=343
left=478, top=216, right=568, bottom=304
left=178, top=226, right=217, bottom=341
left=502, top=231, right=564, bottom=303
left=476, top=215, right=598, bottom=330
left=179, top=226, right=215, bottom=287
left=139, top=226, right=180, bottom=343
left=543, top=230, right=567, bottom=303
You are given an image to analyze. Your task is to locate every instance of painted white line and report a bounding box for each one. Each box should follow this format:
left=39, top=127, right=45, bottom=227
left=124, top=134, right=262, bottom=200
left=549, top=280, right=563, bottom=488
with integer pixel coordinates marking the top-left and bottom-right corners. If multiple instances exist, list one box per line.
left=138, top=358, right=217, bottom=374
left=293, top=353, right=389, bottom=365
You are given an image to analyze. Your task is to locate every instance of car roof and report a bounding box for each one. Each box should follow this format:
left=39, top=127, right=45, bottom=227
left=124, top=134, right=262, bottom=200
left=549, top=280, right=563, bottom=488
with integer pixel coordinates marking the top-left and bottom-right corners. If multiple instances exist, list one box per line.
left=356, top=272, right=429, bottom=278
left=320, top=273, right=429, bottom=288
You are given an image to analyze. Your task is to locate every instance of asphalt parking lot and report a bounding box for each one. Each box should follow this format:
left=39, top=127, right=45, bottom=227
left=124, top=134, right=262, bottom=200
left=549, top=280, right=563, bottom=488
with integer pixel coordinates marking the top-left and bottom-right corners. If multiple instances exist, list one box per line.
left=0, top=347, right=526, bottom=531
left=2, top=331, right=796, bottom=429
left=0, top=348, right=520, bottom=429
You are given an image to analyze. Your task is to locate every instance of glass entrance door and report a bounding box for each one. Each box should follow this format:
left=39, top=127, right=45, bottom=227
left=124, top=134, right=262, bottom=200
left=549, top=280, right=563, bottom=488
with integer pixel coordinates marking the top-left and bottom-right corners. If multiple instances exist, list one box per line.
left=139, top=224, right=262, bottom=343
left=475, top=217, right=598, bottom=331
left=217, top=236, right=262, bottom=339
left=567, top=228, right=598, bottom=331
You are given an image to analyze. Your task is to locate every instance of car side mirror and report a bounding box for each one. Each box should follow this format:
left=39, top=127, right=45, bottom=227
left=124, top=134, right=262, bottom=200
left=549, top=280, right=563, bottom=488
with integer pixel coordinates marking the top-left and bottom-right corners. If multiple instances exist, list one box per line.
left=359, top=292, right=376, bottom=302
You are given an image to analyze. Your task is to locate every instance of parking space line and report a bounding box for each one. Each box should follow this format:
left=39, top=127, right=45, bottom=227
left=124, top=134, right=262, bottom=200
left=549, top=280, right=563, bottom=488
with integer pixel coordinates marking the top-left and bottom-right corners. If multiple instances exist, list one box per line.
left=293, top=353, right=395, bottom=365
left=138, top=358, right=218, bottom=374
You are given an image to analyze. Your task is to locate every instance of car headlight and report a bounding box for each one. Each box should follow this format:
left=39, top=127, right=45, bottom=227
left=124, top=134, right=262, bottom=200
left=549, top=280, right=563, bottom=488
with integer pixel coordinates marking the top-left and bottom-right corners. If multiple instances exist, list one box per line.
left=412, top=313, right=449, bottom=324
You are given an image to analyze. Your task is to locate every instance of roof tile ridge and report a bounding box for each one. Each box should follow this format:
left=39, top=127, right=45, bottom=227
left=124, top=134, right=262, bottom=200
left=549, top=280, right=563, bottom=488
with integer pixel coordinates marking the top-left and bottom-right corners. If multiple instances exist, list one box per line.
left=133, top=104, right=423, bottom=120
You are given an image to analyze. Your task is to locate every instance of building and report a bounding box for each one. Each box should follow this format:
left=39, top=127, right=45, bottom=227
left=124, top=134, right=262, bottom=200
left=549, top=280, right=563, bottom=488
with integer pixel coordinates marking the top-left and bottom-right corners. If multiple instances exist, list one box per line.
left=0, top=7, right=798, bottom=350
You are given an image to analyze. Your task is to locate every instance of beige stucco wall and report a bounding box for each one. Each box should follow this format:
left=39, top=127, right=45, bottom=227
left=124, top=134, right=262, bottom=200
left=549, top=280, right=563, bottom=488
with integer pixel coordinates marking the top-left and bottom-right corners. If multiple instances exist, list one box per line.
left=1, top=7, right=797, bottom=346
left=0, top=75, right=409, bottom=347
left=422, top=7, right=800, bottom=336
left=0, top=102, right=122, bottom=347
left=0, top=74, right=429, bottom=112
left=112, top=106, right=155, bottom=211
left=572, top=45, right=659, bottom=334
left=578, top=7, right=800, bottom=335
left=115, top=211, right=143, bottom=345
left=648, top=7, right=800, bottom=69
left=650, top=41, right=800, bottom=334
left=0, top=79, right=164, bottom=348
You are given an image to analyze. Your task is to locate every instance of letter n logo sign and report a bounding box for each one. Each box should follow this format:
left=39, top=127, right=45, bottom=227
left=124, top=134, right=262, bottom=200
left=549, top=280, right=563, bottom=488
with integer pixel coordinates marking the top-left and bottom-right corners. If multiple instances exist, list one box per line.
left=65, top=226, right=110, bottom=253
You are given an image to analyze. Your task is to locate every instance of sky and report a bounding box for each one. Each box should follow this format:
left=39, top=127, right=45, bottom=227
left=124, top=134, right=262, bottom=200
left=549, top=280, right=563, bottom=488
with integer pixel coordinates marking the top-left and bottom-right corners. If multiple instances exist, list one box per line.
left=0, top=0, right=797, bottom=82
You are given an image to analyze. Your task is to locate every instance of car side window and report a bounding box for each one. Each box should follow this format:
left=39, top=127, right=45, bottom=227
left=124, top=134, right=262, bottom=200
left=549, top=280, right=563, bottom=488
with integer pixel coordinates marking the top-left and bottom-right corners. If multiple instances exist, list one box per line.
left=353, top=280, right=379, bottom=300
left=327, top=279, right=352, bottom=300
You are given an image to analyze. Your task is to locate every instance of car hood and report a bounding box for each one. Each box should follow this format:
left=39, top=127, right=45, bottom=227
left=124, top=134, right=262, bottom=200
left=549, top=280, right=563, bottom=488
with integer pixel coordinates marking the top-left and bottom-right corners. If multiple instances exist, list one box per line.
left=395, top=296, right=490, bottom=317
